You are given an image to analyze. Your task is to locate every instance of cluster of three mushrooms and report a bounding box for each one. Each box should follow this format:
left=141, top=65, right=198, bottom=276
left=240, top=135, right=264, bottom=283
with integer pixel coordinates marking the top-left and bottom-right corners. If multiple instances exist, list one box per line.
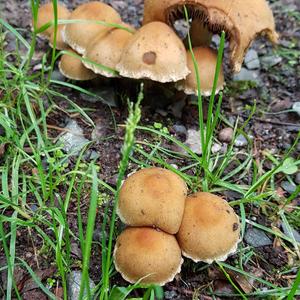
left=114, top=167, right=240, bottom=285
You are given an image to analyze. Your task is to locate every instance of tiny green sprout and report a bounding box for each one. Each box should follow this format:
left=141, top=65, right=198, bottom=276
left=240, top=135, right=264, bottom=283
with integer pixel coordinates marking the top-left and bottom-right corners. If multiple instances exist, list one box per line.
left=46, top=277, right=56, bottom=289
left=153, top=122, right=169, bottom=135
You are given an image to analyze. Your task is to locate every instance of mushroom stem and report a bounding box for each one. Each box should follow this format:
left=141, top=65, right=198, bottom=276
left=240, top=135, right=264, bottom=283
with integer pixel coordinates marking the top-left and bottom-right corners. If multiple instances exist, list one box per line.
left=184, top=19, right=212, bottom=48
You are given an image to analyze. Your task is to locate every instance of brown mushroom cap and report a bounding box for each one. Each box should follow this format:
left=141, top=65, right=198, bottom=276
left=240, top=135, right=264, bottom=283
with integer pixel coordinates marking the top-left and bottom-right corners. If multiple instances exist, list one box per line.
left=83, top=24, right=135, bottom=77
left=58, top=49, right=97, bottom=80
left=176, top=47, right=224, bottom=96
left=116, top=22, right=190, bottom=82
left=118, top=167, right=187, bottom=234
left=63, top=1, right=122, bottom=55
left=177, top=192, right=240, bottom=263
left=34, top=2, right=70, bottom=38
left=114, top=227, right=183, bottom=285
left=49, top=26, right=69, bottom=50
left=143, top=0, right=278, bottom=72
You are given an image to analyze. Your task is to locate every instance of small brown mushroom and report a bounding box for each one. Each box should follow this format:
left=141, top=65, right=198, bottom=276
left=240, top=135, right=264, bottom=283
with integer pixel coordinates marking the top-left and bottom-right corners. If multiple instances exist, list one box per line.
left=143, top=0, right=278, bottom=72
left=176, top=47, right=224, bottom=96
left=49, top=26, right=69, bottom=50
left=118, top=167, right=187, bottom=234
left=177, top=192, right=240, bottom=263
left=34, top=2, right=70, bottom=38
left=58, top=49, right=97, bottom=81
left=83, top=24, right=135, bottom=77
left=63, top=1, right=122, bottom=55
left=116, top=22, right=190, bottom=82
left=114, top=227, right=183, bottom=285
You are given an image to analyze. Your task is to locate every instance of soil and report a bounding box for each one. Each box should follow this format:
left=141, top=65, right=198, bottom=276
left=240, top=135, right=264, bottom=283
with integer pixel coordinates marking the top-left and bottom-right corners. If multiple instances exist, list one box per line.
left=1, top=0, right=300, bottom=299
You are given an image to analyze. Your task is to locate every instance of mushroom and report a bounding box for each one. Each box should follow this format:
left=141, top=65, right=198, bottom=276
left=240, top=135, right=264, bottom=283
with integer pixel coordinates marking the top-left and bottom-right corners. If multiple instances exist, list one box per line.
left=49, top=27, right=69, bottom=50
left=114, top=227, right=183, bottom=285
left=116, top=22, right=190, bottom=83
left=177, top=192, right=240, bottom=263
left=83, top=24, right=135, bottom=77
left=34, top=2, right=70, bottom=39
left=143, top=0, right=279, bottom=72
left=176, top=47, right=224, bottom=96
left=58, top=49, right=97, bottom=81
left=63, top=1, right=122, bottom=55
left=118, top=167, right=187, bottom=234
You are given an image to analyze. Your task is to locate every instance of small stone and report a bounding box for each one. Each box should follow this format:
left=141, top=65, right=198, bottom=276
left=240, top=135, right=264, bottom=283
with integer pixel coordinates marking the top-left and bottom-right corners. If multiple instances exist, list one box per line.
left=219, top=128, right=234, bottom=143
left=261, top=55, right=282, bottom=69
left=173, top=125, right=187, bottom=137
left=295, top=173, right=300, bottom=185
left=234, top=134, right=248, bottom=147
left=211, top=143, right=222, bottom=154
left=59, top=120, right=89, bottom=155
left=281, top=181, right=297, bottom=194
left=51, top=70, right=65, bottom=82
left=292, top=102, right=300, bottom=117
left=185, top=129, right=202, bottom=155
left=233, top=68, right=260, bottom=84
left=282, top=223, right=300, bottom=243
left=165, top=290, right=178, bottom=299
left=244, top=49, right=260, bottom=70
left=244, top=228, right=272, bottom=247
left=67, top=271, right=96, bottom=300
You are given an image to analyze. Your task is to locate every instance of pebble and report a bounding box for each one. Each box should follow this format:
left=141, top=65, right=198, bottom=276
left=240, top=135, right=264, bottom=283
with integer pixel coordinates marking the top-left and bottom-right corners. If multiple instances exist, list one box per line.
left=295, top=173, right=300, bottom=185
left=244, top=49, right=260, bottom=70
left=281, top=181, right=297, bottom=194
left=185, top=129, right=202, bottom=155
left=282, top=223, right=300, bottom=243
left=233, top=68, right=260, bottom=84
left=165, top=290, right=178, bottom=299
left=244, top=228, right=272, bottom=247
left=67, top=271, right=96, bottom=300
left=173, top=125, right=187, bottom=138
left=260, top=55, right=282, bottom=69
left=51, top=70, right=65, bottom=82
left=234, top=134, right=248, bottom=147
left=218, top=127, right=234, bottom=143
left=211, top=143, right=222, bottom=154
left=59, top=120, right=89, bottom=155
left=292, top=102, right=300, bottom=117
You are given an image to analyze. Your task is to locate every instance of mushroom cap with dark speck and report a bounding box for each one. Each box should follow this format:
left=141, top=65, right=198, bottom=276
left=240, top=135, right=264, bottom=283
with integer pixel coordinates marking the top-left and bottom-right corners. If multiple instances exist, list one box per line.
left=116, top=22, right=190, bottom=82
left=114, top=227, right=183, bottom=285
left=177, top=192, right=240, bottom=263
left=118, top=167, right=187, bottom=234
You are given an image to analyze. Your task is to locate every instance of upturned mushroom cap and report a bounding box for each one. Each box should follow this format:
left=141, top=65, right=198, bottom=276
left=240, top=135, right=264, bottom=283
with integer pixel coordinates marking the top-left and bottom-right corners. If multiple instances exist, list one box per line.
left=35, top=2, right=70, bottom=38
left=177, top=192, right=240, bottom=263
left=83, top=24, right=135, bottom=77
left=58, top=49, right=97, bottom=81
left=118, top=167, right=187, bottom=234
left=49, top=26, right=69, bottom=50
left=63, top=1, right=122, bottom=55
left=143, top=0, right=279, bottom=72
left=176, top=47, right=224, bottom=96
left=114, top=227, right=183, bottom=285
left=116, top=22, right=190, bottom=82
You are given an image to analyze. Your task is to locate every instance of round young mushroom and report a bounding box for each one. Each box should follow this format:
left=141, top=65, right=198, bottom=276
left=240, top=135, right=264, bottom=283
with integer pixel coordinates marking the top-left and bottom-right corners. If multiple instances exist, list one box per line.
left=59, top=49, right=97, bottom=81
left=176, top=47, right=224, bottom=96
left=63, top=1, right=122, bottom=55
left=114, top=227, right=183, bottom=285
left=116, top=22, right=190, bottom=83
left=118, top=167, right=187, bottom=234
left=34, top=2, right=70, bottom=38
left=83, top=24, right=135, bottom=77
left=177, top=192, right=240, bottom=263
left=143, top=0, right=279, bottom=72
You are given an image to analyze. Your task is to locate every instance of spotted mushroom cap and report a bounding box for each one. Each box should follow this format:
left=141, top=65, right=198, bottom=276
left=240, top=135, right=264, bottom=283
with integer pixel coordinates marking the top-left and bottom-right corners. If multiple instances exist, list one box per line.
left=177, top=192, right=240, bottom=263
left=118, top=167, right=187, bottom=234
left=116, top=22, right=190, bottom=82
left=58, top=49, right=97, bottom=81
left=83, top=24, right=135, bottom=77
left=143, top=0, right=279, bottom=72
left=34, top=2, right=70, bottom=38
left=176, top=47, right=224, bottom=96
left=114, top=227, right=183, bottom=285
left=63, top=1, right=122, bottom=55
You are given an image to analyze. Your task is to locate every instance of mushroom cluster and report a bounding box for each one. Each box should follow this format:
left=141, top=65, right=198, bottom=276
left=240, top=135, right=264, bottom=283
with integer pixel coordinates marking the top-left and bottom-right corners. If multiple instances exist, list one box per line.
left=34, top=0, right=278, bottom=96
left=114, top=167, right=240, bottom=286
